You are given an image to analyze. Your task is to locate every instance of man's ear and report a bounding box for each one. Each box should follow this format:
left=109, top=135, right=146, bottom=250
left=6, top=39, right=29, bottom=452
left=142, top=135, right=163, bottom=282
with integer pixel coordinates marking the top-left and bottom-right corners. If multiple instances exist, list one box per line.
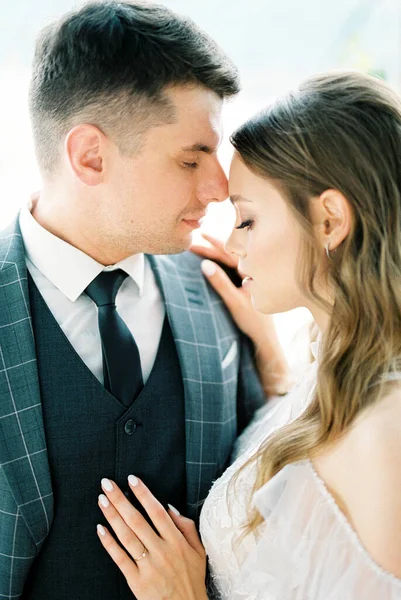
left=65, top=124, right=106, bottom=186
left=311, top=188, right=352, bottom=254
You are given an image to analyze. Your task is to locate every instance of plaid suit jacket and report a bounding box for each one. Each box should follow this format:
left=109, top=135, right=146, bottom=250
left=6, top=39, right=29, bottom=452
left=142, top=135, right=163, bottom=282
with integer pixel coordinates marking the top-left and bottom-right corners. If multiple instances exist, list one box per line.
left=0, top=215, right=265, bottom=599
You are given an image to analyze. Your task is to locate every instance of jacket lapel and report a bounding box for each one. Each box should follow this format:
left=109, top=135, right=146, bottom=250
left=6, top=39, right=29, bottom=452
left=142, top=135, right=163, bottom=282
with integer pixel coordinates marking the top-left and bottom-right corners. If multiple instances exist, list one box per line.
left=149, top=254, right=225, bottom=519
left=0, top=216, right=53, bottom=547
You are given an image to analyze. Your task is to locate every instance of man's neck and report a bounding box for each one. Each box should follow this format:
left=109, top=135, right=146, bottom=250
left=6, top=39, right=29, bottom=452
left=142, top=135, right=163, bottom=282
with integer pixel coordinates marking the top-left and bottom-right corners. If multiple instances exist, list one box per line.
left=30, top=196, right=115, bottom=265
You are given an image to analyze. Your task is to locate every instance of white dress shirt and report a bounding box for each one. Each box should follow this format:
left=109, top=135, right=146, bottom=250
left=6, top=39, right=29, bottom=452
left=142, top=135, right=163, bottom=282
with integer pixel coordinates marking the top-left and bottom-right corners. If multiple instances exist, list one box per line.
left=19, top=204, right=165, bottom=385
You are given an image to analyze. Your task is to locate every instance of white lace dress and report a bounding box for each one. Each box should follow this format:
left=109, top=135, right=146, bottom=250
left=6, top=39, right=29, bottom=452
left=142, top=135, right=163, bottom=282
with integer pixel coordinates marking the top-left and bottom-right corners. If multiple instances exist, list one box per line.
left=199, top=345, right=401, bottom=599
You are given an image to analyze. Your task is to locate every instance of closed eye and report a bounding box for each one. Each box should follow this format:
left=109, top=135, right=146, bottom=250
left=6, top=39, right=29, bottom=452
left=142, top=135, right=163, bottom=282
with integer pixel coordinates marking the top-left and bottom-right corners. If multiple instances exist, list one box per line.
left=182, top=162, right=198, bottom=169
left=235, top=219, right=254, bottom=230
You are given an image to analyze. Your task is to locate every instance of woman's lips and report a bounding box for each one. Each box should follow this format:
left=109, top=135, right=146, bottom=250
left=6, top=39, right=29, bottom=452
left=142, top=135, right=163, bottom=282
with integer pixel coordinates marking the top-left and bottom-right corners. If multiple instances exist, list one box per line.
left=242, top=276, right=253, bottom=288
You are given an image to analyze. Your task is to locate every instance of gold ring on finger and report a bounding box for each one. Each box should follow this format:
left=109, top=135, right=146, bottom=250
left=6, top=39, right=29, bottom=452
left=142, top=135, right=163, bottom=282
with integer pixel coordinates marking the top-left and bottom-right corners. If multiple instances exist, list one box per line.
left=134, top=548, right=149, bottom=562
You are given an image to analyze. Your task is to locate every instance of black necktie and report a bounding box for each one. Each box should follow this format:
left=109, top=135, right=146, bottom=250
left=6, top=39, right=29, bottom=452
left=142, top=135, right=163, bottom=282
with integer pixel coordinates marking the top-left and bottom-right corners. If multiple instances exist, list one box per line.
left=85, top=269, right=143, bottom=406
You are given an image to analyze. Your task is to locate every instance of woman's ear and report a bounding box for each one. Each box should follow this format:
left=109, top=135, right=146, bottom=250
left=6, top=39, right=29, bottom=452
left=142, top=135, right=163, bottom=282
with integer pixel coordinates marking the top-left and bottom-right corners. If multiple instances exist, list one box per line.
left=311, top=189, right=352, bottom=255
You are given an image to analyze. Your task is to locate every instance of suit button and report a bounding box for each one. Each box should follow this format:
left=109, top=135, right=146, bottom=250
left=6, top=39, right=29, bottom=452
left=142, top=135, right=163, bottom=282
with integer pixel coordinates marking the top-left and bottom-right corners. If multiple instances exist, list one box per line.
left=124, top=419, right=137, bottom=435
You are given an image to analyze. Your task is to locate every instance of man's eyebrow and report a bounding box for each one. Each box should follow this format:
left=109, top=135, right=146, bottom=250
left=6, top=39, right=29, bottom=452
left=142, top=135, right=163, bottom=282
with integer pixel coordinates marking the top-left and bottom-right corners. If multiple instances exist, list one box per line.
left=181, top=143, right=215, bottom=154
left=230, top=194, right=252, bottom=204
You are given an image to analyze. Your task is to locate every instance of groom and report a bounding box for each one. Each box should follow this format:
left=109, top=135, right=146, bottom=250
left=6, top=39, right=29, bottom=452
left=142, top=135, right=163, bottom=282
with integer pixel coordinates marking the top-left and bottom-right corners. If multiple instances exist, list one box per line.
left=0, top=2, right=266, bottom=599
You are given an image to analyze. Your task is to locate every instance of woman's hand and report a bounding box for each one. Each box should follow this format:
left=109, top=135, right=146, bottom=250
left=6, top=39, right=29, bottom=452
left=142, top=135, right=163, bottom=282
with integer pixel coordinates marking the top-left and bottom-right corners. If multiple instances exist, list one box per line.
left=192, top=233, right=269, bottom=343
left=97, top=475, right=208, bottom=600
left=192, top=233, right=293, bottom=396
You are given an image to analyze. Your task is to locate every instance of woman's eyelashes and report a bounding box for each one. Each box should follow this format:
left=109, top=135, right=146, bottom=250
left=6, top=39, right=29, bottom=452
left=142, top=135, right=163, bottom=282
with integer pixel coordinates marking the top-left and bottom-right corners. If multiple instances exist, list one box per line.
left=235, top=219, right=254, bottom=230
left=182, top=161, right=198, bottom=169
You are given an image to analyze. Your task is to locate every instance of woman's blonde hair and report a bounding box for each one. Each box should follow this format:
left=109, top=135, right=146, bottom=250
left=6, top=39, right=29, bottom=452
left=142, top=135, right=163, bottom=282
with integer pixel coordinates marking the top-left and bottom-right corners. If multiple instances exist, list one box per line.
left=230, top=71, right=401, bottom=533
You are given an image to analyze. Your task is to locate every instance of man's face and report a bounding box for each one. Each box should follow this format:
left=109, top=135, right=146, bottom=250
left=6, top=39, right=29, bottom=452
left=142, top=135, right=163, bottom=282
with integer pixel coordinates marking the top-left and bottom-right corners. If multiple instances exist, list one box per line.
left=102, top=85, right=228, bottom=257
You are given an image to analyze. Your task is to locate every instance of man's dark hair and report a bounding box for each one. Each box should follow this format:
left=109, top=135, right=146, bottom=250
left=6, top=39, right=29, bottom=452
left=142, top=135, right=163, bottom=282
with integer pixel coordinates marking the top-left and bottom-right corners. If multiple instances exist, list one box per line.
left=29, top=1, right=240, bottom=173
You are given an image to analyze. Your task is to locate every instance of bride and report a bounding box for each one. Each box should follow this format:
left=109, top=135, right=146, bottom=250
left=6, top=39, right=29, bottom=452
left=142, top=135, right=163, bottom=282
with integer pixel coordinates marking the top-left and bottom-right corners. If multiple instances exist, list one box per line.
left=95, top=71, right=401, bottom=599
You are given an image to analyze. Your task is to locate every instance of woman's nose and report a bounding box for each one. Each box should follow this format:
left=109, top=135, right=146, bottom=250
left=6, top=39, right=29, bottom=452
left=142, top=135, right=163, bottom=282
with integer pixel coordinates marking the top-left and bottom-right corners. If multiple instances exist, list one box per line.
left=225, top=231, right=246, bottom=259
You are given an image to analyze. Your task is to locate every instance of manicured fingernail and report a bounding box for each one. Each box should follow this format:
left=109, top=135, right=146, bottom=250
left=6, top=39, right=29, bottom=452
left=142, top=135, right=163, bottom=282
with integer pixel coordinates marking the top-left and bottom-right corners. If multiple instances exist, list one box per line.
left=201, top=260, right=217, bottom=277
left=168, top=504, right=180, bottom=516
left=101, top=478, right=113, bottom=492
left=99, top=494, right=109, bottom=508
left=97, top=524, right=106, bottom=536
left=128, top=475, right=139, bottom=487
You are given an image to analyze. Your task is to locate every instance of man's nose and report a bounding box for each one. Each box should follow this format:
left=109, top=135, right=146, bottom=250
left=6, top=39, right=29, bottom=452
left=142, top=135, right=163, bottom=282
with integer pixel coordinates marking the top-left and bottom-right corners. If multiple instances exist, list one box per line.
left=198, top=159, right=229, bottom=206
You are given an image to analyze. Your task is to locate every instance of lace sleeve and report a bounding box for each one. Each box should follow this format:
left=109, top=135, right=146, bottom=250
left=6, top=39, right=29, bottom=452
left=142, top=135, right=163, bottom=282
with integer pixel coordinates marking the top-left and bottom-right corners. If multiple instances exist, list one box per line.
left=234, top=461, right=401, bottom=600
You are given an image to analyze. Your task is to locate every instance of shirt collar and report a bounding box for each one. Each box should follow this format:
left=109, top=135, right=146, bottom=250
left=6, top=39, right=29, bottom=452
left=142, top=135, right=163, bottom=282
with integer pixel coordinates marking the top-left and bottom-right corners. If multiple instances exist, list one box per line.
left=19, top=203, right=145, bottom=302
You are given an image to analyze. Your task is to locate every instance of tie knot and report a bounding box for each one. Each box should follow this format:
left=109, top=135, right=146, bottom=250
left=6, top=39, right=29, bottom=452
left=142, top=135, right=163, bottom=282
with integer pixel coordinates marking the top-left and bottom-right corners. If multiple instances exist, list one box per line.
left=85, top=269, right=128, bottom=307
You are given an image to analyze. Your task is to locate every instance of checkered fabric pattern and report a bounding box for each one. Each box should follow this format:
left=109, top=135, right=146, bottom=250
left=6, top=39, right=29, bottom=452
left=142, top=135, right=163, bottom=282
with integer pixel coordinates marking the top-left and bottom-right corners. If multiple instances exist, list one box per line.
left=0, top=224, right=53, bottom=599
left=149, top=252, right=265, bottom=517
left=0, top=216, right=264, bottom=599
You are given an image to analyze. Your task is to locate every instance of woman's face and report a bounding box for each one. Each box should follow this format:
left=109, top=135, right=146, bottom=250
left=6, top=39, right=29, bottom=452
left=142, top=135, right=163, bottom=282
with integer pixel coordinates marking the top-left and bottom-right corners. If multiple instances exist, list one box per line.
left=226, top=152, right=309, bottom=315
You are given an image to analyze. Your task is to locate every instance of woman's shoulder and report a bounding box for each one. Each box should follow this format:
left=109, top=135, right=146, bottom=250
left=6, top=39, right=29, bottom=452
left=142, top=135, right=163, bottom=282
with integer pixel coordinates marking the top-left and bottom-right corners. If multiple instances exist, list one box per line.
left=346, top=383, right=401, bottom=477
left=313, top=385, right=401, bottom=578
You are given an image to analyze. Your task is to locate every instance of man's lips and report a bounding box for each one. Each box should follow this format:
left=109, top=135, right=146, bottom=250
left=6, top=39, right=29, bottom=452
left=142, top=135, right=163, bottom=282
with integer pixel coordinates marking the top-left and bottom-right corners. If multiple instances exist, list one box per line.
left=182, top=216, right=205, bottom=229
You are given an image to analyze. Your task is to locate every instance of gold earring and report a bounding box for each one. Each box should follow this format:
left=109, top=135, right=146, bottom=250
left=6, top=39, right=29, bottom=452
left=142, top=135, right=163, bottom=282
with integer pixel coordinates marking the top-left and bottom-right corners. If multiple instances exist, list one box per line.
left=325, top=241, right=337, bottom=259
left=325, top=242, right=332, bottom=259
